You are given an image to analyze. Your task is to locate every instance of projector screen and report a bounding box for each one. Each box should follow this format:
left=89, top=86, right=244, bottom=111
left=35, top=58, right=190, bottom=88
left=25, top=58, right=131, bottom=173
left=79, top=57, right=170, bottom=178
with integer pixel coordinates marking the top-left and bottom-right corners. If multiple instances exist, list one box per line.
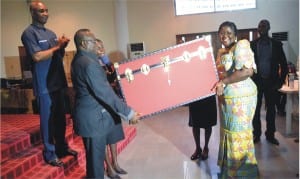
left=175, top=0, right=256, bottom=16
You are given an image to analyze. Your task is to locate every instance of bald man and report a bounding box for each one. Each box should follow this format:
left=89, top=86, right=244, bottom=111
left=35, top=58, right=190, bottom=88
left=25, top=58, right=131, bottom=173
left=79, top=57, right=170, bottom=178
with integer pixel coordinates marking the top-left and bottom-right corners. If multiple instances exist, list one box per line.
left=71, top=29, right=140, bottom=179
left=21, top=1, right=77, bottom=167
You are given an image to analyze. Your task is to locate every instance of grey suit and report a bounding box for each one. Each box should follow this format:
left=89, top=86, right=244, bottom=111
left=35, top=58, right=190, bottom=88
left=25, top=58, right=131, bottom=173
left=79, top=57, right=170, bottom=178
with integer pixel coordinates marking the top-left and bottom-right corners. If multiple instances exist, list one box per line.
left=71, top=50, right=134, bottom=178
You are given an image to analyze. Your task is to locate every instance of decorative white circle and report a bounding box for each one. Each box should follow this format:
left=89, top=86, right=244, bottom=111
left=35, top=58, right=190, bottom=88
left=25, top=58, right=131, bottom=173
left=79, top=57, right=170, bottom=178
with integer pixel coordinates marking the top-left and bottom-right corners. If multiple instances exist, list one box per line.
left=140, top=64, right=150, bottom=75
left=182, top=51, right=191, bottom=62
left=198, top=46, right=207, bottom=60
left=125, top=68, right=134, bottom=82
left=114, top=62, right=119, bottom=69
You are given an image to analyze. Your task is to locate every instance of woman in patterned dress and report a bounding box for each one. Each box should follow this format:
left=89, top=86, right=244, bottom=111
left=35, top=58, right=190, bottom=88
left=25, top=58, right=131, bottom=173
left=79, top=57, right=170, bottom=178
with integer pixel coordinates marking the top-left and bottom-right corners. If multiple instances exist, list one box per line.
left=213, top=21, right=259, bottom=178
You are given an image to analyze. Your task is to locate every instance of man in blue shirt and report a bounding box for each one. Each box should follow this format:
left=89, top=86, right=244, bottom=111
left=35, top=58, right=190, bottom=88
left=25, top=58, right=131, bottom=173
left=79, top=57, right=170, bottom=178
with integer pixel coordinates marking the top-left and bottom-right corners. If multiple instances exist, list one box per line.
left=21, top=1, right=77, bottom=167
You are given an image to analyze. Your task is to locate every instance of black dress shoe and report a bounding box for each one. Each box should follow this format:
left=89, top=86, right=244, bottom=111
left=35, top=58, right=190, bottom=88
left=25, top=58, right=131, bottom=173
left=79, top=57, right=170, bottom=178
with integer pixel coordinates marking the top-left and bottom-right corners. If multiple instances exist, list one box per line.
left=190, top=149, right=202, bottom=160
left=253, top=136, right=260, bottom=144
left=266, top=137, right=279, bottom=145
left=114, top=167, right=127, bottom=175
left=47, top=158, right=64, bottom=167
left=57, top=148, right=78, bottom=158
left=107, top=173, right=121, bottom=179
left=201, top=148, right=209, bottom=160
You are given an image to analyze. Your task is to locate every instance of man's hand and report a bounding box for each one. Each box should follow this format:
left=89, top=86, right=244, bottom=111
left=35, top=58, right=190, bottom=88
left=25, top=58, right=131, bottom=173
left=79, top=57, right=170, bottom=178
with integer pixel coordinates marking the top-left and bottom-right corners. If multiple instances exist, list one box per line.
left=129, top=112, right=141, bottom=125
left=57, top=35, right=70, bottom=49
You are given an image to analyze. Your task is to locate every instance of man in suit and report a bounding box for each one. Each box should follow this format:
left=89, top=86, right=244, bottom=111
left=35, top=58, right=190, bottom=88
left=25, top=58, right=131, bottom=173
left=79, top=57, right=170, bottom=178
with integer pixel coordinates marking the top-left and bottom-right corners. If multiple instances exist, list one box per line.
left=21, top=1, right=77, bottom=167
left=71, top=29, right=140, bottom=179
left=251, top=19, right=288, bottom=145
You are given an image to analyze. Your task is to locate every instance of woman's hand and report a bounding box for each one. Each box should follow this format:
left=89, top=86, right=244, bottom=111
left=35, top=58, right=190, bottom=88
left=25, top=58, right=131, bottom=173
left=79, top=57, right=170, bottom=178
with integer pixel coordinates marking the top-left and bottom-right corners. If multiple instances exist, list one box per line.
left=211, top=80, right=225, bottom=96
left=217, top=48, right=229, bottom=59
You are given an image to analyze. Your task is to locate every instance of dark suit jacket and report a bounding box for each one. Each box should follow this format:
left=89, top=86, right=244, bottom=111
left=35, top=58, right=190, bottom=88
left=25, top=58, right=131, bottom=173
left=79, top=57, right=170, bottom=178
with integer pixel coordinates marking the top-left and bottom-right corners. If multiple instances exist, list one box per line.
left=250, top=37, right=288, bottom=89
left=71, top=51, right=134, bottom=137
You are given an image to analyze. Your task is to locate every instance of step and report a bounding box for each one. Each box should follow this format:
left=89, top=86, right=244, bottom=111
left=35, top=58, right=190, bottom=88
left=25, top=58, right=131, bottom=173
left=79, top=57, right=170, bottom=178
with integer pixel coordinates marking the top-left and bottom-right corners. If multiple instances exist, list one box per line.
left=18, top=164, right=65, bottom=179
left=19, top=136, right=85, bottom=179
left=1, top=122, right=31, bottom=163
left=1, top=147, right=43, bottom=178
left=1, top=114, right=136, bottom=179
left=1, top=118, right=76, bottom=163
left=1, top=136, right=85, bottom=179
left=1, top=114, right=72, bottom=134
left=1, top=114, right=41, bottom=145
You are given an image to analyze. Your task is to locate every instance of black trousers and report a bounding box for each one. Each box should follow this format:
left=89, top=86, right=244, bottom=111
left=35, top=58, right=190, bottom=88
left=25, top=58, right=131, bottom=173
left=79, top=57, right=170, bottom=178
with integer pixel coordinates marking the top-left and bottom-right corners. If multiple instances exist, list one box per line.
left=253, top=78, right=277, bottom=138
left=276, top=91, right=286, bottom=113
left=38, top=89, right=68, bottom=162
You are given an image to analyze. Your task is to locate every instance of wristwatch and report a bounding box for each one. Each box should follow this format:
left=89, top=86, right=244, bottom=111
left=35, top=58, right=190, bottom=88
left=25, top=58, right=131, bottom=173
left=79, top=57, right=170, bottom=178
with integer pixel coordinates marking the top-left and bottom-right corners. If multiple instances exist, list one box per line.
left=220, top=80, right=226, bottom=88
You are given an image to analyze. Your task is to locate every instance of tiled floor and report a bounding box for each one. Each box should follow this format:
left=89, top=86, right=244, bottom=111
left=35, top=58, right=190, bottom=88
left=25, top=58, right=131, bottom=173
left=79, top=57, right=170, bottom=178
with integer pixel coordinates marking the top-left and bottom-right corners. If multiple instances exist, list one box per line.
left=116, top=106, right=299, bottom=179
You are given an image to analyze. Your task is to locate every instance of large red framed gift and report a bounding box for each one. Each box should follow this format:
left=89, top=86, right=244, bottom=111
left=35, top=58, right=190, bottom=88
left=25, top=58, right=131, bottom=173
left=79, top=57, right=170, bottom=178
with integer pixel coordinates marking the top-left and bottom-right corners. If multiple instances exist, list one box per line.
left=115, top=35, right=218, bottom=118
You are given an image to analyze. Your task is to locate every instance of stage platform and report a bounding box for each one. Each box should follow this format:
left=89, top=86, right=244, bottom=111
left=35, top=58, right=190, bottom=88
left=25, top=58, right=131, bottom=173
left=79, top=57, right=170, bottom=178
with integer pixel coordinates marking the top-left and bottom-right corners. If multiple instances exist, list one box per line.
left=0, top=114, right=136, bottom=179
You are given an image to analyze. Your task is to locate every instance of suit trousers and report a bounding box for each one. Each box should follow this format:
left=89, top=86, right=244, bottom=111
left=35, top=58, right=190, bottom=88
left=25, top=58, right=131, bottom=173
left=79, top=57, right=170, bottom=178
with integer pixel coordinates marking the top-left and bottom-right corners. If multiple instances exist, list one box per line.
left=83, top=135, right=107, bottom=179
left=253, top=78, right=277, bottom=138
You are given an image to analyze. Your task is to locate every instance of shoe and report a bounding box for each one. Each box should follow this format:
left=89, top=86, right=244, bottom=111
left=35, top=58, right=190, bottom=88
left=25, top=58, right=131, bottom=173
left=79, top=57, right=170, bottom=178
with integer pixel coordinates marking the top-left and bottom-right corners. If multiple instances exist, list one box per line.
left=56, top=148, right=78, bottom=158
left=107, top=172, right=121, bottom=179
left=114, top=167, right=127, bottom=175
left=266, top=137, right=279, bottom=145
left=190, top=149, right=202, bottom=160
left=253, top=136, right=260, bottom=144
left=201, top=148, right=209, bottom=160
left=47, top=158, right=64, bottom=167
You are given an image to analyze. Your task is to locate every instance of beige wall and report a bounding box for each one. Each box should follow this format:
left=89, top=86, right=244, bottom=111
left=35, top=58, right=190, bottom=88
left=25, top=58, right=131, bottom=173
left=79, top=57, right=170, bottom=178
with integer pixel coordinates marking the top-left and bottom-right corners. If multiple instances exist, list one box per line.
left=127, top=0, right=299, bottom=58
left=1, top=0, right=299, bottom=78
left=1, top=0, right=117, bottom=78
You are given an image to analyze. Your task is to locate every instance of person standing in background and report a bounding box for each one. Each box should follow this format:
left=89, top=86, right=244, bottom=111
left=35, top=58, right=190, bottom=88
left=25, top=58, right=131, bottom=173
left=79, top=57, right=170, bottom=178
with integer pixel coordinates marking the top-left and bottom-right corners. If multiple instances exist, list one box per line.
left=251, top=19, right=288, bottom=145
left=214, top=21, right=259, bottom=178
left=97, top=39, right=124, bottom=99
left=96, top=39, right=127, bottom=179
left=188, top=96, right=217, bottom=161
left=21, top=1, right=77, bottom=167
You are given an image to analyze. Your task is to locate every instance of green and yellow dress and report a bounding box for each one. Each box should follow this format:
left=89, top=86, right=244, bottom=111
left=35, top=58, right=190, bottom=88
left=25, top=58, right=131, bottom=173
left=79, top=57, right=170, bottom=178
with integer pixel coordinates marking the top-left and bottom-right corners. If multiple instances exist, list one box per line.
left=217, top=39, right=259, bottom=178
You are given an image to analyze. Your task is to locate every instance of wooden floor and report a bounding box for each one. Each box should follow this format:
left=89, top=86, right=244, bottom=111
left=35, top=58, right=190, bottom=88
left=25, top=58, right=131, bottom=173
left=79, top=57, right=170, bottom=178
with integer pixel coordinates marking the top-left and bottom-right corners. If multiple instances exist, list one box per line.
left=117, top=106, right=299, bottom=179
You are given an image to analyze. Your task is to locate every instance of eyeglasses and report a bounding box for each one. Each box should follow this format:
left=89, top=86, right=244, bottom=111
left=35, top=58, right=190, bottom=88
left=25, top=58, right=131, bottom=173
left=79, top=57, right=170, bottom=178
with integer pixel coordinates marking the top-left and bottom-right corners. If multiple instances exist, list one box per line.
left=83, top=39, right=97, bottom=44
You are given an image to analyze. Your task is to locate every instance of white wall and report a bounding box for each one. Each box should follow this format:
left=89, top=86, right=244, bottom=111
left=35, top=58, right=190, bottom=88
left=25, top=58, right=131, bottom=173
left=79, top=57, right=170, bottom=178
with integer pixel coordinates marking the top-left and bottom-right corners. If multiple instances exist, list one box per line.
left=127, top=0, right=299, bottom=60
left=1, top=0, right=299, bottom=78
left=1, top=0, right=117, bottom=78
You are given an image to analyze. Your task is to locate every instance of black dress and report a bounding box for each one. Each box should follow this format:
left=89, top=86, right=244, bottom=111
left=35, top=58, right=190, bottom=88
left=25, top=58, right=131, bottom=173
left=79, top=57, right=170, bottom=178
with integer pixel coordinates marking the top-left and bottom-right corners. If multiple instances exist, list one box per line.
left=188, top=95, right=217, bottom=128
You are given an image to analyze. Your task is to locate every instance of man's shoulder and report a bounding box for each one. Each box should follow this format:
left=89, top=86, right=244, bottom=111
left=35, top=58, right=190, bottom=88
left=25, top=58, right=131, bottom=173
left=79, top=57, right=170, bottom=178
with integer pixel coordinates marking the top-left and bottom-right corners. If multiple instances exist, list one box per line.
left=250, top=38, right=259, bottom=44
left=22, top=25, right=34, bottom=35
left=249, top=39, right=258, bottom=50
left=73, top=53, right=96, bottom=67
left=22, top=24, right=55, bottom=36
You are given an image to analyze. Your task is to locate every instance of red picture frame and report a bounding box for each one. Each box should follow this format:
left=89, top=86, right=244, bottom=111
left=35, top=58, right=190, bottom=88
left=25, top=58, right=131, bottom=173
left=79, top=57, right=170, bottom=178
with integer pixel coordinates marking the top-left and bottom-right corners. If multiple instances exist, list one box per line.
left=116, top=36, right=218, bottom=118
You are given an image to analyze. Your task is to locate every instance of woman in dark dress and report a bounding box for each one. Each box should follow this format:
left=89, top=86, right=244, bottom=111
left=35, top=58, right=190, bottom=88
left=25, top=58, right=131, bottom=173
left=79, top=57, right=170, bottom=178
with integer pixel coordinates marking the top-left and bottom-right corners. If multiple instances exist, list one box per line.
left=189, top=95, right=217, bottom=160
